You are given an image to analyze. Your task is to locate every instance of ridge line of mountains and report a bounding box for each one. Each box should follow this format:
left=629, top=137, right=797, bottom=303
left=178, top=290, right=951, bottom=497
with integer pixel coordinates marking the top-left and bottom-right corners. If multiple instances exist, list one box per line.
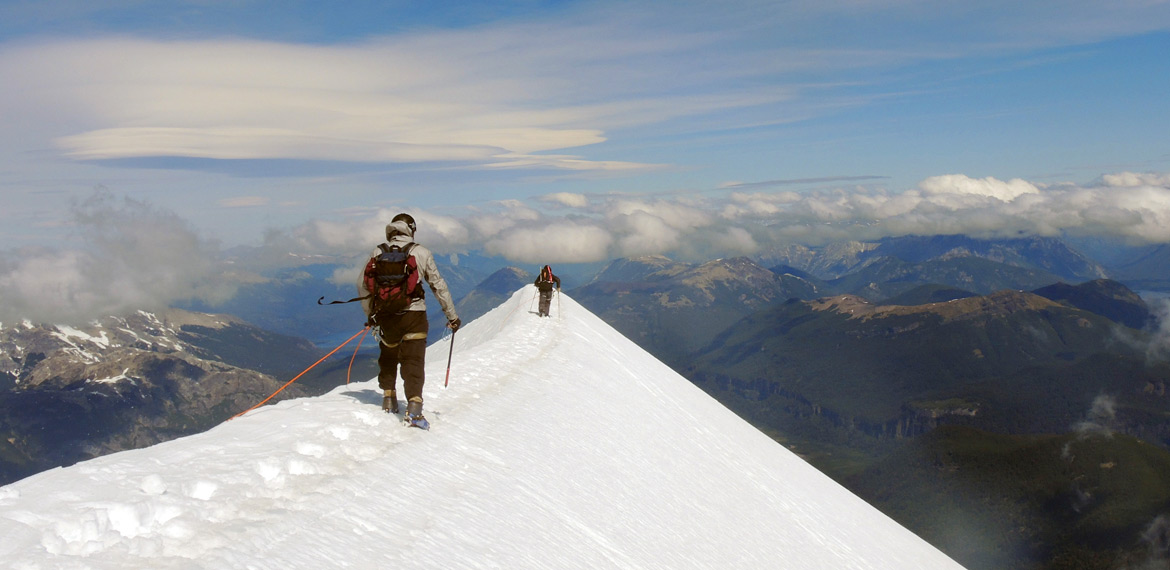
left=4, top=233, right=1170, bottom=570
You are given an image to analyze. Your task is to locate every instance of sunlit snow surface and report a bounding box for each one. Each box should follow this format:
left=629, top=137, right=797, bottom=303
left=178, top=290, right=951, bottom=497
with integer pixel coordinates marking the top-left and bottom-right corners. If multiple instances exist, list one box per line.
left=0, top=286, right=964, bottom=569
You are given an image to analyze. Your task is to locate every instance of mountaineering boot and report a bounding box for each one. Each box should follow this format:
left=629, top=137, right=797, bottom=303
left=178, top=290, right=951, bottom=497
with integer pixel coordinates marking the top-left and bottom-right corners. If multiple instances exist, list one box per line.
left=382, top=389, right=399, bottom=414
left=404, top=397, right=429, bottom=430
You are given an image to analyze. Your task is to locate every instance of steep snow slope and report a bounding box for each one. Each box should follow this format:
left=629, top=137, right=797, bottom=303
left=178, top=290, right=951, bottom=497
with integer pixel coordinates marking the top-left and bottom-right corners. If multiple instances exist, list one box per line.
left=0, top=286, right=964, bottom=569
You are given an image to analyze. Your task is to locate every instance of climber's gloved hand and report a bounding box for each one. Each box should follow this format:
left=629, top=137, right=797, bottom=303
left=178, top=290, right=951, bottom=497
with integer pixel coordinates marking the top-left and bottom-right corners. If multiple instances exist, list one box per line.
left=448, top=318, right=462, bottom=332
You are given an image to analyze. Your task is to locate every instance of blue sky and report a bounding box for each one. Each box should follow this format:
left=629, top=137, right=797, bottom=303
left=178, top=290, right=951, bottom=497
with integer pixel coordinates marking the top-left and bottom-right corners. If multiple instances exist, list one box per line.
left=2, top=0, right=1170, bottom=322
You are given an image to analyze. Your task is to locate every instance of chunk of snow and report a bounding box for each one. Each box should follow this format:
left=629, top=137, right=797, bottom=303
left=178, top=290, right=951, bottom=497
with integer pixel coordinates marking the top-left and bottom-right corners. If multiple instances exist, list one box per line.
left=53, top=325, right=111, bottom=348
left=90, top=369, right=133, bottom=385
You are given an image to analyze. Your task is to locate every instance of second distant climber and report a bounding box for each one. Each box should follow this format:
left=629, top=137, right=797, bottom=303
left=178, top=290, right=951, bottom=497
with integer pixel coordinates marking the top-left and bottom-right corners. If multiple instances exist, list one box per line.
left=534, top=264, right=561, bottom=317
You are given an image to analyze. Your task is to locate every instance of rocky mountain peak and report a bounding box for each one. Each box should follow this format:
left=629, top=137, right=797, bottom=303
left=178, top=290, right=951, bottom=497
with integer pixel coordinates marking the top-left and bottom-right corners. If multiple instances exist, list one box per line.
left=0, top=306, right=325, bottom=485
left=477, top=266, right=532, bottom=295
left=591, top=255, right=687, bottom=283
left=808, top=295, right=878, bottom=318
left=681, top=257, right=773, bottom=285
left=1032, top=279, right=1152, bottom=329
left=927, top=290, right=1062, bottom=321
left=808, top=289, right=1065, bottom=323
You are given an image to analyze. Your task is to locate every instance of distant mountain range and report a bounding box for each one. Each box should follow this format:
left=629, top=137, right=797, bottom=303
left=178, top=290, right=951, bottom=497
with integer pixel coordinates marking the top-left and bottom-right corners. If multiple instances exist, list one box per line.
left=549, top=235, right=1152, bottom=373
left=569, top=255, right=819, bottom=366
left=1110, top=243, right=1170, bottom=290
left=181, top=258, right=495, bottom=348
left=688, top=280, right=1162, bottom=438
left=198, top=233, right=1167, bottom=351
left=448, top=266, right=534, bottom=328
left=760, top=234, right=1108, bottom=282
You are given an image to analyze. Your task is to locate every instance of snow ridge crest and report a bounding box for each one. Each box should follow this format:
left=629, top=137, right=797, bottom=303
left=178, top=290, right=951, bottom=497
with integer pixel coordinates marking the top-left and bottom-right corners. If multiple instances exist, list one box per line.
left=0, top=286, right=964, bottom=570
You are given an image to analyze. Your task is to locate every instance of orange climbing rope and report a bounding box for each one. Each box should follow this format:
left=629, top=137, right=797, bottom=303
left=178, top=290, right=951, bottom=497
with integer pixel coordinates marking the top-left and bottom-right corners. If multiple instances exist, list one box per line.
left=229, top=326, right=370, bottom=420
left=346, top=325, right=372, bottom=385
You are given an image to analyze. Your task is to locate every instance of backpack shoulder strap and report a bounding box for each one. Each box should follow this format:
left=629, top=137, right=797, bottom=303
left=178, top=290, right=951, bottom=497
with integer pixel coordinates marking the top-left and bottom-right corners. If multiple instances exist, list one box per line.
left=380, top=242, right=417, bottom=254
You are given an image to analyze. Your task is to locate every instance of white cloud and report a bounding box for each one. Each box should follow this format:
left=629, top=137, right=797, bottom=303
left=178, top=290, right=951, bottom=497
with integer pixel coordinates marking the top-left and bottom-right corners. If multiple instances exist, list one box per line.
left=606, top=199, right=712, bottom=231
left=463, top=201, right=542, bottom=241
left=0, top=191, right=232, bottom=325
left=712, top=172, right=1170, bottom=246
left=0, top=25, right=774, bottom=175
left=721, top=191, right=800, bottom=219
left=1073, top=394, right=1119, bottom=437
left=275, top=201, right=546, bottom=260
left=296, top=215, right=392, bottom=253
left=484, top=222, right=614, bottom=264
left=265, top=170, right=1170, bottom=264
left=56, top=127, right=505, bottom=163
left=0, top=36, right=650, bottom=171
left=5, top=168, right=1170, bottom=324
left=712, top=227, right=761, bottom=256
left=918, top=174, right=1042, bottom=201
left=328, top=263, right=364, bottom=288
left=1101, top=171, right=1170, bottom=188
left=614, top=212, right=683, bottom=257
left=413, top=211, right=472, bottom=251
left=1142, top=297, right=1170, bottom=364
left=540, top=192, right=589, bottom=208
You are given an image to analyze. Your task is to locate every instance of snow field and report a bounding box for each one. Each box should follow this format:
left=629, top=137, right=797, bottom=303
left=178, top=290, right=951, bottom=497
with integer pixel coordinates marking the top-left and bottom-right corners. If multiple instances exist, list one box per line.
left=0, top=286, right=965, bottom=569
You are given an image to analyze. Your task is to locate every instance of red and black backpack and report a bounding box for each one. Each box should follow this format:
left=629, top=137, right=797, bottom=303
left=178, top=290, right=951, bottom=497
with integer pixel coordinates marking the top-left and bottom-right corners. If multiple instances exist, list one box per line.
left=364, top=243, right=423, bottom=316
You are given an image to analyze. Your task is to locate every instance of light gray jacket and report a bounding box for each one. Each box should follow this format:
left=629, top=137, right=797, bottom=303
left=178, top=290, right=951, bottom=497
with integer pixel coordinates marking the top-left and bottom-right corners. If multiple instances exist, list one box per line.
left=356, top=220, right=459, bottom=322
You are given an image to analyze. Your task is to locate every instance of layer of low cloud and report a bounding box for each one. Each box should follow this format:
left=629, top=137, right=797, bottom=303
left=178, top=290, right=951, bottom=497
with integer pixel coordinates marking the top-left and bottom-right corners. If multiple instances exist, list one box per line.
left=719, top=173, right=1170, bottom=246
left=3, top=169, right=1169, bottom=323
left=0, top=191, right=233, bottom=325
left=269, top=170, right=1170, bottom=265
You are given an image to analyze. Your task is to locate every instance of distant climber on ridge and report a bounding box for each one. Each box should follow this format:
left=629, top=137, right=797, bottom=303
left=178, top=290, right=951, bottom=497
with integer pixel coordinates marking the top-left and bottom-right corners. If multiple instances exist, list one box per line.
left=357, top=213, right=460, bottom=429
left=534, top=264, right=561, bottom=318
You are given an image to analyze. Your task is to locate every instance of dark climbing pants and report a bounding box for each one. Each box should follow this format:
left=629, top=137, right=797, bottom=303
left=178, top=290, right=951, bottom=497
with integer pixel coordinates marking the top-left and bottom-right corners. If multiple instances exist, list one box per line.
left=538, top=290, right=553, bottom=316
left=376, top=310, right=429, bottom=400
